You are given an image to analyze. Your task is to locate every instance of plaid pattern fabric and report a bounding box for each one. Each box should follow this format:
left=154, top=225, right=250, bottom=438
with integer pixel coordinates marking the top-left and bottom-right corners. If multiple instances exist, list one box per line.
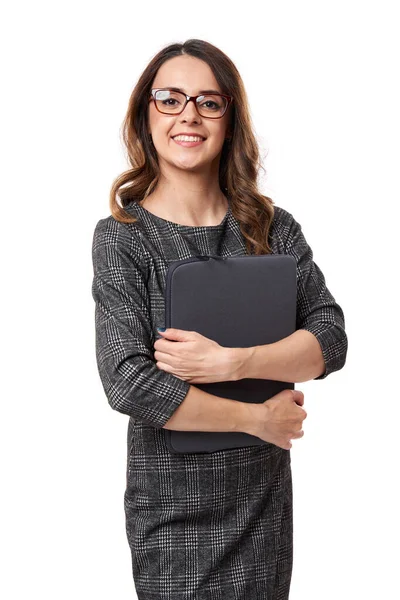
left=91, top=200, right=347, bottom=599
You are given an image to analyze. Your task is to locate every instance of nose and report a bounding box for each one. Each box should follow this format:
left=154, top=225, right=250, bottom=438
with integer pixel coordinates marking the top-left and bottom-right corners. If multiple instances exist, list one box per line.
left=179, top=98, right=201, bottom=121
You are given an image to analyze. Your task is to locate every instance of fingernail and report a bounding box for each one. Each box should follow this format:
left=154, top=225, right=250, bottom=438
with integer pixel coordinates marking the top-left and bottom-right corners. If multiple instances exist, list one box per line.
left=157, top=327, right=166, bottom=332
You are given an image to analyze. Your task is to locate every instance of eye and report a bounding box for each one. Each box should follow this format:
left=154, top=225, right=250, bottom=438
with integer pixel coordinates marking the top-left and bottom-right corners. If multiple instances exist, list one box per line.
left=202, top=100, right=219, bottom=109
left=197, top=95, right=224, bottom=112
left=162, top=98, right=179, bottom=106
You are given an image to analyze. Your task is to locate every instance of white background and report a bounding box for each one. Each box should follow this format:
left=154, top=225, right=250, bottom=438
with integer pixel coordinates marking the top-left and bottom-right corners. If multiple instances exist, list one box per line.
left=1, top=1, right=399, bottom=598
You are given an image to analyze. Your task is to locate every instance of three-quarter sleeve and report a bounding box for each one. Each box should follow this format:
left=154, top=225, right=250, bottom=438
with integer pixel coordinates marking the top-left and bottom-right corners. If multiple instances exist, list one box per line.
left=283, top=210, right=348, bottom=379
left=91, top=217, right=191, bottom=427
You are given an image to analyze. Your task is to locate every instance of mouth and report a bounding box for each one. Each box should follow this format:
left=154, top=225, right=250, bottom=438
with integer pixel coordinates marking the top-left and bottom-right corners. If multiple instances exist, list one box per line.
left=171, top=135, right=207, bottom=147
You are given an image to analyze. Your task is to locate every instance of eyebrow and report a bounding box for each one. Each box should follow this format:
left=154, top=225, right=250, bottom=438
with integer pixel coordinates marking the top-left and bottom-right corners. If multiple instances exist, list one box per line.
left=161, top=86, right=222, bottom=95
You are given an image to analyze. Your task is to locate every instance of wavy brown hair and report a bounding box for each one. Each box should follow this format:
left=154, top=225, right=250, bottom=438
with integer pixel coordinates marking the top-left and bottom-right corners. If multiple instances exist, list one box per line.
left=110, top=39, right=276, bottom=255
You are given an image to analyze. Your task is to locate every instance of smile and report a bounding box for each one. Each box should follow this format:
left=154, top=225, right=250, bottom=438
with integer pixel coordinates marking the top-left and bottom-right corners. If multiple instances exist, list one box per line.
left=172, top=137, right=206, bottom=147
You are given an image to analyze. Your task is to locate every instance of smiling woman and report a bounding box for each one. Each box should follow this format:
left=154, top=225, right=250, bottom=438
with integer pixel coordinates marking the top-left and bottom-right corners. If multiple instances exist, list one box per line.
left=91, top=38, right=347, bottom=600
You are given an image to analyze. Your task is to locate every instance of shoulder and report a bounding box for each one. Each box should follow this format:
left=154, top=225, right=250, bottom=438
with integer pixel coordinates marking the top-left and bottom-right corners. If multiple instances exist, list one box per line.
left=271, top=204, right=295, bottom=227
left=92, top=214, right=146, bottom=266
left=270, top=204, right=299, bottom=251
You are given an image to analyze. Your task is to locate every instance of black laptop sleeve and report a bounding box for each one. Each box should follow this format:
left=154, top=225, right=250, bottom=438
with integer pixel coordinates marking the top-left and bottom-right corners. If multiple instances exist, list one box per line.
left=163, top=254, right=297, bottom=454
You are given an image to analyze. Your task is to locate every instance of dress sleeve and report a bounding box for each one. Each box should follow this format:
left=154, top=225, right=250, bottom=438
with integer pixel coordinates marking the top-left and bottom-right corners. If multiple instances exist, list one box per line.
left=283, top=211, right=348, bottom=379
left=91, top=217, right=191, bottom=427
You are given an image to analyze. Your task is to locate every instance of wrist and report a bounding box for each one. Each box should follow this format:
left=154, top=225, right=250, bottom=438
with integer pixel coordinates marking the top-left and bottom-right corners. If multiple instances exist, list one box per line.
left=235, top=401, right=264, bottom=436
left=229, top=346, right=256, bottom=381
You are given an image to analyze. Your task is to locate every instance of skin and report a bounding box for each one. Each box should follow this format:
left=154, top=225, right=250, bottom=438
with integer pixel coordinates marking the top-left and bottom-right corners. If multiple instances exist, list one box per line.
left=150, top=56, right=306, bottom=446
left=143, top=54, right=232, bottom=226
left=148, top=55, right=236, bottom=383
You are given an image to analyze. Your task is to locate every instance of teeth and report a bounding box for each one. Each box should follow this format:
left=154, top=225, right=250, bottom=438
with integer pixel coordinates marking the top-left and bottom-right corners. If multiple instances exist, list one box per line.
left=173, top=135, right=204, bottom=142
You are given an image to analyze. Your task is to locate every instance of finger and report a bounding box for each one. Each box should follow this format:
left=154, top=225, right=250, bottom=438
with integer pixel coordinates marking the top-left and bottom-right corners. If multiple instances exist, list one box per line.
left=155, top=360, right=174, bottom=374
left=154, top=337, right=171, bottom=348
left=292, top=429, right=304, bottom=440
left=153, top=344, right=177, bottom=358
left=154, top=350, right=178, bottom=363
left=292, top=390, right=304, bottom=405
left=156, top=361, right=190, bottom=382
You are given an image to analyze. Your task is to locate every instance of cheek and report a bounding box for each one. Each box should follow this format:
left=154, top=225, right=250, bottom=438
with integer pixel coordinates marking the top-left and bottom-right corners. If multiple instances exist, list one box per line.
left=148, top=109, right=168, bottom=140
left=206, top=134, right=228, bottom=154
left=209, top=129, right=227, bottom=144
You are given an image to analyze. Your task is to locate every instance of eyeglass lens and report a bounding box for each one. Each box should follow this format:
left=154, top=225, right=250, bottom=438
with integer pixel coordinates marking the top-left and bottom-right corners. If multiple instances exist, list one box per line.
left=154, top=90, right=228, bottom=117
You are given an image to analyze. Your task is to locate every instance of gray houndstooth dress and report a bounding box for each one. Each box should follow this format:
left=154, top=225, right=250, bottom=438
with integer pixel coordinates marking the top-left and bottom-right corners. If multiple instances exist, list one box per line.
left=91, top=198, right=348, bottom=599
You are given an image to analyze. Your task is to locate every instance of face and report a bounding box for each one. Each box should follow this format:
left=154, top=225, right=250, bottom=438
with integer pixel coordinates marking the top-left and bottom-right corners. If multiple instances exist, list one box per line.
left=147, top=55, right=231, bottom=173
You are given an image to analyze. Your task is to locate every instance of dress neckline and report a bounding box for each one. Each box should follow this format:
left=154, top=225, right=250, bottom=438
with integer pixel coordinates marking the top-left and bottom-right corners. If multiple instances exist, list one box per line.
left=129, top=199, right=231, bottom=230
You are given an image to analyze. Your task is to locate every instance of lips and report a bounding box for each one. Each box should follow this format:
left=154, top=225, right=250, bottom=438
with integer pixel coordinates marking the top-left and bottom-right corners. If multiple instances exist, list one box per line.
left=171, top=135, right=207, bottom=140
left=172, top=137, right=205, bottom=147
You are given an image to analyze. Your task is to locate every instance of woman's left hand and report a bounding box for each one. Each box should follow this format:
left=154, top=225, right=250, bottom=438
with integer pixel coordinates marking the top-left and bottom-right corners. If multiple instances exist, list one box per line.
left=153, top=328, right=237, bottom=384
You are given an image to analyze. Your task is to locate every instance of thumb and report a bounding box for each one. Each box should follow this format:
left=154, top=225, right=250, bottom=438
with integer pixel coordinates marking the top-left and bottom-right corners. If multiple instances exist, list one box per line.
left=291, top=389, right=304, bottom=406
left=156, top=327, right=190, bottom=340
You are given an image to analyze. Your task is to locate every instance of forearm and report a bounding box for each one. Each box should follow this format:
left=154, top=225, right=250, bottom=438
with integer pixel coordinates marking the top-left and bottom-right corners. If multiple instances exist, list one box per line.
left=162, top=384, right=256, bottom=435
left=233, top=329, right=325, bottom=383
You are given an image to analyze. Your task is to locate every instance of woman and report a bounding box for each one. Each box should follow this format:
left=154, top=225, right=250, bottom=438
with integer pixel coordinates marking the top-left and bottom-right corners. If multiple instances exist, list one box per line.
left=91, top=39, right=348, bottom=599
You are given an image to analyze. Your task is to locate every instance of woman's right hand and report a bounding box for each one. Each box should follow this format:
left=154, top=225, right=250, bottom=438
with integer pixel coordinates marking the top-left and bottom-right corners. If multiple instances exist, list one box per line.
left=249, top=389, right=307, bottom=450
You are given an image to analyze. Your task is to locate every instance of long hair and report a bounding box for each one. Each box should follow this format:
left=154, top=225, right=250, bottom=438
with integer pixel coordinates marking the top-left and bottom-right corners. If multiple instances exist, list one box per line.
left=110, top=39, right=275, bottom=255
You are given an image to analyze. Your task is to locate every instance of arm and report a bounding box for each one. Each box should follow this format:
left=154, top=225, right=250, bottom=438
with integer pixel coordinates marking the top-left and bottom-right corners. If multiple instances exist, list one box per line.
left=231, top=209, right=348, bottom=383
left=91, top=217, right=255, bottom=432
left=162, top=384, right=255, bottom=434
left=91, top=217, right=191, bottom=428
left=233, top=329, right=325, bottom=383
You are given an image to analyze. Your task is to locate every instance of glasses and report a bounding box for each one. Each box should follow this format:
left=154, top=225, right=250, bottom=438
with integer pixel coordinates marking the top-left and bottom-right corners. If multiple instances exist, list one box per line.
left=149, top=88, right=233, bottom=119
